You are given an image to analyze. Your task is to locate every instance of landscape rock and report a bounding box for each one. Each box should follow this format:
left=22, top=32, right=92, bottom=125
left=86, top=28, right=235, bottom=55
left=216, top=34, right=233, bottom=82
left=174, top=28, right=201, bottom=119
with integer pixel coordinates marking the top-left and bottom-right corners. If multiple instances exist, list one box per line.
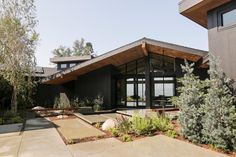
left=102, top=119, right=117, bottom=131
left=32, top=106, right=45, bottom=110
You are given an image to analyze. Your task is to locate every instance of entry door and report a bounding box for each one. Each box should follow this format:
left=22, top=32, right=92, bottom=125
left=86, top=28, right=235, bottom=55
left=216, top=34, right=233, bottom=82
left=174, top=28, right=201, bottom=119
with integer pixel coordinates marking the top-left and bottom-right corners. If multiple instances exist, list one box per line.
left=137, top=78, right=146, bottom=106
left=126, top=78, right=136, bottom=107
left=126, top=77, right=146, bottom=107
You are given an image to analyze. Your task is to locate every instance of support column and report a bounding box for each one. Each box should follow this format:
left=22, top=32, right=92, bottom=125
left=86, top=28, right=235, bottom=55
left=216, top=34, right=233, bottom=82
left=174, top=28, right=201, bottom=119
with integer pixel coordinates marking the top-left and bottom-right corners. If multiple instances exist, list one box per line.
left=145, top=55, right=152, bottom=108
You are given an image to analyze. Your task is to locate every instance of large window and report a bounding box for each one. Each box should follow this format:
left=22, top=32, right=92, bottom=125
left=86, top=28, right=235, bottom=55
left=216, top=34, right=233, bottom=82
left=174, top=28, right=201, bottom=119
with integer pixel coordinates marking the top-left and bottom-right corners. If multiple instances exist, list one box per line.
left=222, top=8, right=236, bottom=26
left=153, top=77, right=175, bottom=107
left=150, top=54, right=175, bottom=74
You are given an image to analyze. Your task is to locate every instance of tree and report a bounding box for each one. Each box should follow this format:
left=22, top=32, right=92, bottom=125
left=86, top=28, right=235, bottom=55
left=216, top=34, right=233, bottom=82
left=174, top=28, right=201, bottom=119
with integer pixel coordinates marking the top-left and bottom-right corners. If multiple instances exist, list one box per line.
left=0, top=0, right=38, bottom=113
left=52, top=38, right=94, bottom=57
left=202, top=55, right=236, bottom=151
left=52, top=46, right=72, bottom=57
left=171, top=60, right=205, bottom=143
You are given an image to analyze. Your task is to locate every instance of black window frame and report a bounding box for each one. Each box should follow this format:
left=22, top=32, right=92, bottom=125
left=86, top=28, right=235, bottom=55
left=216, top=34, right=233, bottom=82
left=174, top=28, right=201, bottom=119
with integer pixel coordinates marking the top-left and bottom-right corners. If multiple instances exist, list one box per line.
left=218, top=2, right=236, bottom=27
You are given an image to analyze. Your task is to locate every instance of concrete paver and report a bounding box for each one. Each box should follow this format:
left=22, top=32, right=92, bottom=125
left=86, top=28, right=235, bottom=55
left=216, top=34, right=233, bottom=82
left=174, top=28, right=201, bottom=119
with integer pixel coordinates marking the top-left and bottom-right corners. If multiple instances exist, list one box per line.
left=68, top=138, right=122, bottom=156
left=53, top=118, right=105, bottom=140
left=74, top=113, right=108, bottom=124
left=0, top=123, right=23, bottom=138
left=17, top=118, right=72, bottom=157
left=0, top=135, right=22, bottom=157
left=68, top=135, right=228, bottom=157
left=100, top=113, right=119, bottom=119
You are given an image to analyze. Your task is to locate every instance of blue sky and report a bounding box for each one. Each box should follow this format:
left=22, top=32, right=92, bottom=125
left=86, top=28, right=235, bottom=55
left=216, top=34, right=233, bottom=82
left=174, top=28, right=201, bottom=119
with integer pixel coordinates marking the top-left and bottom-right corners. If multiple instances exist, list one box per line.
left=35, top=0, right=208, bottom=67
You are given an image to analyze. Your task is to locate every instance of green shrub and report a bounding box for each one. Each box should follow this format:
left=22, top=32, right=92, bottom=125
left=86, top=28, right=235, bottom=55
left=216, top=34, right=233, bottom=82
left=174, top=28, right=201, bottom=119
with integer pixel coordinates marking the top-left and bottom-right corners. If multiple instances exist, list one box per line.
left=0, top=118, right=4, bottom=124
left=202, top=55, right=236, bottom=151
left=11, top=116, right=23, bottom=123
left=116, top=116, right=132, bottom=134
left=151, top=115, right=172, bottom=132
left=131, top=114, right=153, bottom=136
left=170, top=60, right=205, bottom=143
left=93, top=95, right=104, bottom=111
left=67, top=139, right=75, bottom=145
left=95, top=123, right=101, bottom=128
left=109, top=127, right=119, bottom=137
left=165, top=130, right=178, bottom=138
left=121, top=134, right=132, bottom=142
left=3, top=111, right=15, bottom=121
left=53, top=94, right=71, bottom=109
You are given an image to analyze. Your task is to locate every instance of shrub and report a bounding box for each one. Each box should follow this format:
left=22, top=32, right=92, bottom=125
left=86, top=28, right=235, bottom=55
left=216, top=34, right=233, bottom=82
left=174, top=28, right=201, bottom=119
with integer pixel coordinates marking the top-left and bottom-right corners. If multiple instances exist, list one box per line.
left=11, top=116, right=23, bottom=123
left=131, top=114, right=153, bottom=136
left=3, top=111, right=15, bottom=121
left=109, top=127, right=119, bottom=137
left=116, top=116, right=132, bottom=134
left=93, top=95, right=104, bottom=111
left=170, top=60, right=205, bottom=143
left=202, top=55, right=236, bottom=151
left=95, top=123, right=101, bottom=128
left=121, top=134, right=132, bottom=142
left=165, top=130, right=178, bottom=138
left=53, top=95, right=71, bottom=109
left=67, top=139, right=75, bottom=145
left=151, top=115, right=173, bottom=132
left=0, top=118, right=4, bottom=124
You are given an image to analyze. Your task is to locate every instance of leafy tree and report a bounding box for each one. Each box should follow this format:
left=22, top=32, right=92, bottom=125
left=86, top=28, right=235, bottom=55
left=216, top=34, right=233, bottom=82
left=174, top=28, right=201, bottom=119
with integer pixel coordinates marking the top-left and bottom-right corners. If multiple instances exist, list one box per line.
left=171, top=60, right=205, bottom=143
left=52, top=46, right=72, bottom=57
left=52, top=38, right=94, bottom=57
left=202, top=55, right=236, bottom=151
left=0, top=0, right=38, bottom=113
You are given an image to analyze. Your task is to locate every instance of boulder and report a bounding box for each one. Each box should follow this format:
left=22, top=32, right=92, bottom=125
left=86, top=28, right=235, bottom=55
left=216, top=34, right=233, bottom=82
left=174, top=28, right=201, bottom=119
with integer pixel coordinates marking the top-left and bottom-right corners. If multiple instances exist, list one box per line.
left=32, top=106, right=45, bottom=110
left=102, top=119, right=117, bottom=131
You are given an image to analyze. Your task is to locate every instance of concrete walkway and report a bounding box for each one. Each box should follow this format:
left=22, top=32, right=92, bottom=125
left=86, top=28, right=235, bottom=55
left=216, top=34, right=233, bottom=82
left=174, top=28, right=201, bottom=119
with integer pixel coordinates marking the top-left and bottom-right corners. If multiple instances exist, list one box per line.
left=53, top=118, right=105, bottom=140
left=0, top=118, right=230, bottom=157
left=0, top=118, right=72, bottom=157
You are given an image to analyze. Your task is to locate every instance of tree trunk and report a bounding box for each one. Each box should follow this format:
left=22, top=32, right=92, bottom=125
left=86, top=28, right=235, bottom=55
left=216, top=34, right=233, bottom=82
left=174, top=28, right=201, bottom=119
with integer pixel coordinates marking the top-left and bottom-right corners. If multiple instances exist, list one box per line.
left=11, top=86, right=17, bottom=113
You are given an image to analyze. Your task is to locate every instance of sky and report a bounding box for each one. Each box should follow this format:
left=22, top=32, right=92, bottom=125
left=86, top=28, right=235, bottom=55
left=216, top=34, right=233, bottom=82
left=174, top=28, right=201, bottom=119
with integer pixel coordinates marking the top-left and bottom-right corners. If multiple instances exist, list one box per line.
left=35, top=0, right=208, bottom=67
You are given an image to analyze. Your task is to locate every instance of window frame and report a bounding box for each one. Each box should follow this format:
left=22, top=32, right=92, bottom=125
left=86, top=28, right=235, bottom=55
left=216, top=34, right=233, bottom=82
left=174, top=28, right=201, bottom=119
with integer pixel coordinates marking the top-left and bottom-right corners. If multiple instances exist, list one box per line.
left=218, top=4, right=236, bottom=27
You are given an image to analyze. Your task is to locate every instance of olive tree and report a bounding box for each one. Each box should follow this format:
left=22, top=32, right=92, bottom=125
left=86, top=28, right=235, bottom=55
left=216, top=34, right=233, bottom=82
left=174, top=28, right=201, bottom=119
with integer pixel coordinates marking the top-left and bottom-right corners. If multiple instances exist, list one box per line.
left=0, top=0, right=38, bottom=113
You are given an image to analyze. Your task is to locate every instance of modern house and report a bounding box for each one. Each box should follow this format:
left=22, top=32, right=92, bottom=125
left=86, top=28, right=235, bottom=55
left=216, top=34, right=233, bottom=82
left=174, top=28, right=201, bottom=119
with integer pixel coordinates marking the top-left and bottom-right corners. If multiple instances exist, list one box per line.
left=36, top=38, right=208, bottom=109
left=179, top=0, right=236, bottom=81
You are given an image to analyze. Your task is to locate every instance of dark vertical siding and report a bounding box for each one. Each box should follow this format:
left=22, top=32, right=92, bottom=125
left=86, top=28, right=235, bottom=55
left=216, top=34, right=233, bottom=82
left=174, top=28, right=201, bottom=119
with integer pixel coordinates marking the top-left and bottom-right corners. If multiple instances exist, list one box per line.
left=35, top=81, right=75, bottom=107
left=75, top=65, right=117, bottom=109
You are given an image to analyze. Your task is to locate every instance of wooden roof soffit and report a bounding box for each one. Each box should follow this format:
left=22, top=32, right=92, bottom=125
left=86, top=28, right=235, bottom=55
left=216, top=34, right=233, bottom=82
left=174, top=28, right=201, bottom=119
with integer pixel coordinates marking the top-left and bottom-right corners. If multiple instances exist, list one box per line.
left=141, top=42, right=148, bottom=56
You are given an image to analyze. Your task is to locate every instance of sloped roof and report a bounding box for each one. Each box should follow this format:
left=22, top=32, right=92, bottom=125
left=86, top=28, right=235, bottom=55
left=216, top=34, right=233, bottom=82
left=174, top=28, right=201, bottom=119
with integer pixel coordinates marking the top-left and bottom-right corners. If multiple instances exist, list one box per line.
left=35, top=67, right=58, bottom=77
left=42, top=38, right=208, bottom=84
left=50, top=55, right=92, bottom=63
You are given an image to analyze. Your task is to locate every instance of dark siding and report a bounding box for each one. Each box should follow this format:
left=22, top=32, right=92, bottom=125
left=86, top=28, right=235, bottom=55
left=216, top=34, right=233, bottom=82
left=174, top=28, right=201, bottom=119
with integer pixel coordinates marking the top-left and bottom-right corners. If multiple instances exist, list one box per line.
left=75, top=65, right=116, bottom=109
left=35, top=81, right=75, bottom=107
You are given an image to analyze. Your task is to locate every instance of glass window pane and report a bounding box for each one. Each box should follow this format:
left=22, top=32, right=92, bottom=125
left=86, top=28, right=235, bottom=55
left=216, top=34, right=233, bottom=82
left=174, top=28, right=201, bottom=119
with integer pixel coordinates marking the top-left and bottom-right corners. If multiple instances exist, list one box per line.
left=164, top=77, right=174, bottom=81
left=127, top=61, right=136, bottom=74
left=126, top=83, right=136, bottom=107
left=164, top=83, right=174, bottom=96
left=117, top=65, right=126, bottom=75
left=151, top=54, right=175, bottom=73
left=60, top=64, right=67, bottom=68
left=69, top=63, right=76, bottom=67
left=137, top=59, right=145, bottom=74
left=138, top=79, right=146, bottom=106
left=223, top=9, right=236, bottom=26
left=155, top=83, right=164, bottom=96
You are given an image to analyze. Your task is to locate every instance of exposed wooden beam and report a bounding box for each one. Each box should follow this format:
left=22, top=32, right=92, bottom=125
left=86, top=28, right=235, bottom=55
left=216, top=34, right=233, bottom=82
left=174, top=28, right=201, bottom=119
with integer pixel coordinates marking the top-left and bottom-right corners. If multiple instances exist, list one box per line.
left=141, top=42, right=148, bottom=56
